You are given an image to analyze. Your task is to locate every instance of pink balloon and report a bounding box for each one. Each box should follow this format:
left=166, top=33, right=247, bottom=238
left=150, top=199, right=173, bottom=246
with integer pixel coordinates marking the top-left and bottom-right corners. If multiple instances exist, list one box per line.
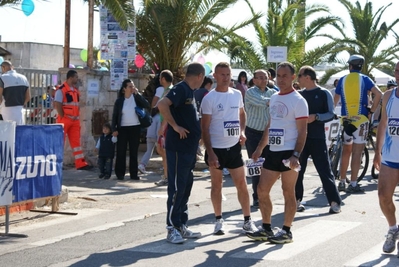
left=197, top=55, right=205, bottom=65
left=135, top=54, right=146, bottom=68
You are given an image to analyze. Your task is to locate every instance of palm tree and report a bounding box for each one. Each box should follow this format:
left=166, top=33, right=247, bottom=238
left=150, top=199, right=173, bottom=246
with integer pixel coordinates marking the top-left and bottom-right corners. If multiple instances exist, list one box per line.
left=135, top=0, right=262, bottom=77
left=329, top=0, right=399, bottom=77
left=229, top=0, right=344, bottom=71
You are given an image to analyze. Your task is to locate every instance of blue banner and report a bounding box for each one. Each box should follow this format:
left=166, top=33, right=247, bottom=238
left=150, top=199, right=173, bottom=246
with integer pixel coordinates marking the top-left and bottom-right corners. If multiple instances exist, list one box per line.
left=13, top=125, right=64, bottom=202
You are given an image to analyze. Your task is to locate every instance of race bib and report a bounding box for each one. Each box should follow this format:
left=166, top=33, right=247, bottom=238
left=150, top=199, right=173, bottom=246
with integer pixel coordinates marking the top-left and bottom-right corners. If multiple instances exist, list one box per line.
left=224, top=120, right=240, bottom=137
left=268, top=128, right=284, bottom=146
left=388, top=118, right=399, bottom=136
left=245, top=158, right=265, bottom=177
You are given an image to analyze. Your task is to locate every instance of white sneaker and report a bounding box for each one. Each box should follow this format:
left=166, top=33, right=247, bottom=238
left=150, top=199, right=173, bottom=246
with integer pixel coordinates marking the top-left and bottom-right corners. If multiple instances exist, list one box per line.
left=242, top=220, right=257, bottom=233
left=383, top=228, right=399, bottom=253
left=166, top=226, right=184, bottom=244
left=214, top=219, right=225, bottom=235
left=296, top=200, right=305, bottom=212
left=181, top=225, right=201, bottom=239
left=138, top=164, right=146, bottom=174
left=222, top=168, right=230, bottom=176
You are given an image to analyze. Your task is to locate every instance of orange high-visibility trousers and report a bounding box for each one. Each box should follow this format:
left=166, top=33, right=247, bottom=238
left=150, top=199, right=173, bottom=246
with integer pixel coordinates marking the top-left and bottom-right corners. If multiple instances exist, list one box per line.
left=57, top=116, right=88, bottom=169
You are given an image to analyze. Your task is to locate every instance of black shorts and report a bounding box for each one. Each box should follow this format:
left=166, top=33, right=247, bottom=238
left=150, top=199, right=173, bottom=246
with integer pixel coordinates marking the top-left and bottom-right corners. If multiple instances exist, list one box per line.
left=263, top=145, right=293, bottom=172
left=205, top=142, right=244, bottom=170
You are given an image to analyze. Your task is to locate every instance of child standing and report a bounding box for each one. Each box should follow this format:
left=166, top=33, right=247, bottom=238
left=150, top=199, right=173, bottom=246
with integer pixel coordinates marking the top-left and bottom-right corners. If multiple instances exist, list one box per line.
left=96, top=122, right=117, bottom=179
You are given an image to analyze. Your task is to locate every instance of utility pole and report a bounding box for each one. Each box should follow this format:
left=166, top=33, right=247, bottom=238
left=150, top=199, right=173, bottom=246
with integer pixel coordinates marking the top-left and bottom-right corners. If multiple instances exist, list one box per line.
left=87, top=0, right=94, bottom=68
left=63, top=0, right=71, bottom=68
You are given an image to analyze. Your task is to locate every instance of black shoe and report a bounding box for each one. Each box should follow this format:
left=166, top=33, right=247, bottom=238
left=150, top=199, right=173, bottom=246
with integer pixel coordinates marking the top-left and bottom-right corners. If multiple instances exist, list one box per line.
left=252, top=199, right=259, bottom=208
left=246, top=228, right=274, bottom=241
left=77, top=165, right=93, bottom=171
left=99, top=173, right=105, bottom=179
left=104, top=175, right=110, bottom=179
left=117, top=176, right=125, bottom=180
left=130, top=176, right=140, bottom=180
left=268, top=229, right=293, bottom=244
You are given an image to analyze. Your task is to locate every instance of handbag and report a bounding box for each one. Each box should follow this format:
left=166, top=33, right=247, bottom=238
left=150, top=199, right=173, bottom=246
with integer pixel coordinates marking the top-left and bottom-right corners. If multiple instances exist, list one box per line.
left=135, top=106, right=152, bottom=128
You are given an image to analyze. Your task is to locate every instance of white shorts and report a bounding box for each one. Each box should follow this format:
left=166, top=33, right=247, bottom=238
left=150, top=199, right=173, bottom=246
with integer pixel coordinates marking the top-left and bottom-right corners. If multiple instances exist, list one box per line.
left=343, top=120, right=368, bottom=145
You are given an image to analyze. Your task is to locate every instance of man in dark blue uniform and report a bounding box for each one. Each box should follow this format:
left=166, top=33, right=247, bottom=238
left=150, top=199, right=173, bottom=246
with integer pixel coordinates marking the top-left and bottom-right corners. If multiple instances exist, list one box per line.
left=295, top=66, right=342, bottom=214
left=158, top=63, right=205, bottom=244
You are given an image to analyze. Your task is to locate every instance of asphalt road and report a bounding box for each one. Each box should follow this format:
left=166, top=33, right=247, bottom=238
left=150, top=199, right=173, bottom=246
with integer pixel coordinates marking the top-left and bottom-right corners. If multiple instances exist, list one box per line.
left=1, top=148, right=399, bottom=267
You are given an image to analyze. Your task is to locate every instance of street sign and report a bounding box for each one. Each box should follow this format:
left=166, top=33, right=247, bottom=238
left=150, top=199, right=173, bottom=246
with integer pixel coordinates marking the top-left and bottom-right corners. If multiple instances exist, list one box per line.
left=267, top=46, right=287, bottom=63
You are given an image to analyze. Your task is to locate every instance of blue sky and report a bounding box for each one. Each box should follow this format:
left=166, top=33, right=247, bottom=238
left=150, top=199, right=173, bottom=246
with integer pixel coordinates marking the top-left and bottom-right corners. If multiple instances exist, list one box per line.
left=0, top=0, right=397, bottom=63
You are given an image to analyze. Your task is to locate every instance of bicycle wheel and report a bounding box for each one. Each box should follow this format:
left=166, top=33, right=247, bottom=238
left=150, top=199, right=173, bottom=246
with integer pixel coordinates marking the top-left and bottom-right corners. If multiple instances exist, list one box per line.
left=357, top=147, right=369, bottom=182
left=330, top=144, right=342, bottom=180
left=371, top=164, right=379, bottom=179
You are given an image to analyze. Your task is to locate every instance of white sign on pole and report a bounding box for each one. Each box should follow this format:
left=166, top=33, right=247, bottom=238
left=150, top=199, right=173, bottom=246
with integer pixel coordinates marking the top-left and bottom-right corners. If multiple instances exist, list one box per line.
left=0, top=121, right=16, bottom=206
left=267, top=46, right=287, bottom=63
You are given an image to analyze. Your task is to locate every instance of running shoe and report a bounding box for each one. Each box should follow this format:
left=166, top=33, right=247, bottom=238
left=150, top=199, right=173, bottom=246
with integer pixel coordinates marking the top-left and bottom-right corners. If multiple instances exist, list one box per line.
left=338, top=182, right=346, bottom=192
left=242, top=220, right=258, bottom=233
left=222, top=168, right=230, bottom=176
left=138, top=164, right=146, bottom=174
left=296, top=200, right=305, bottom=212
left=383, top=228, right=399, bottom=253
left=166, top=226, right=184, bottom=244
left=329, top=201, right=341, bottom=214
left=155, top=178, right=168, bottom=186
left=214, top=219, right=225, bottom=235
left=346, top=184, right=364, bottom=193
left=181, top=225, right=201, bottom=239
left=246, top=228, right=274, bottom=241
left=268, top=229, right=293, bottom=244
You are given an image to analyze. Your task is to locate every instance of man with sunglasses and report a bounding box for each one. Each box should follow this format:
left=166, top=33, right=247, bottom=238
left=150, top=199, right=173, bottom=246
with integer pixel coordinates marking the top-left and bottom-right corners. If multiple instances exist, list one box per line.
left=295, top=66, right=342, bottom=214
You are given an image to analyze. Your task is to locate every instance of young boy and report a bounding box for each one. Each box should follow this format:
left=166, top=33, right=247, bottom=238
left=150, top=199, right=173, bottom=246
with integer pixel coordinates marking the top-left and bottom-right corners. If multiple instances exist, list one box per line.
left=95, top=122, right=117, bottom=179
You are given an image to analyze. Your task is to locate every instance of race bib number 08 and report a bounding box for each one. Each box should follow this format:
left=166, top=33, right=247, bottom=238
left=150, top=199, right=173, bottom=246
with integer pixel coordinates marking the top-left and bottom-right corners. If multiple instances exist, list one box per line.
left=268, top=128, right=284, bottom=146
left=224, top=120, right=240, bottom=137
left=245, top=158, right=265, bottom=177
left=388, top=118, right=399, bottom=136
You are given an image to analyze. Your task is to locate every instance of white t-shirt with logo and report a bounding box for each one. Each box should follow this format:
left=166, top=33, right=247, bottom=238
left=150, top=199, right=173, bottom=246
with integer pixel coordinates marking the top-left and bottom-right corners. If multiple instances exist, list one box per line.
left=268, top=90, right=308, bottom=151
left=201, top=88, right=243, bottom=148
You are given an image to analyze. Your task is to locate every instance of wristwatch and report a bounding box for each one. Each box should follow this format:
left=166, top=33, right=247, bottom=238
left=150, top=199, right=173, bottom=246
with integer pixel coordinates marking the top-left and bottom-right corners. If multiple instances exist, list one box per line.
left=315, top=114, right=319, bottom=121
left=292, top=151, right=300, bottom=158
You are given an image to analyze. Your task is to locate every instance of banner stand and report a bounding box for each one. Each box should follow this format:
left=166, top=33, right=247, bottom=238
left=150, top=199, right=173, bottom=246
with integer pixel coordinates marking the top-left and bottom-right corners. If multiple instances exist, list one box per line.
left=0, top=206, right=28, bottom=238
left=29, top=197, right=78, bottom=216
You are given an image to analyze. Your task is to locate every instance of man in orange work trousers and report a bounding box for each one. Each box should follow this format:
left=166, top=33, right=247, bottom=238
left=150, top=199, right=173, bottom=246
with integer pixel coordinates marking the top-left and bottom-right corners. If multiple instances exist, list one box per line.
left=54, top=70, right=92, bottom=170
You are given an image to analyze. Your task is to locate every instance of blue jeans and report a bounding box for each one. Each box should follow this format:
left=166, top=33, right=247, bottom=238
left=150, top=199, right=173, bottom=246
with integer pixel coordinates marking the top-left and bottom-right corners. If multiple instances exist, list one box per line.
left=98, top=156, right=113, bottom=176
left=166, top=150, right=196, bottom=228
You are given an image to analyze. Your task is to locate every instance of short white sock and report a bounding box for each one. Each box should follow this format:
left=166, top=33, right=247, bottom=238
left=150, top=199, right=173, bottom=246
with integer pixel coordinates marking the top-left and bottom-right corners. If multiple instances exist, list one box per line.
left=389, top=225, right=398, bottom=231
left=350, top=181, right=357, bottom=187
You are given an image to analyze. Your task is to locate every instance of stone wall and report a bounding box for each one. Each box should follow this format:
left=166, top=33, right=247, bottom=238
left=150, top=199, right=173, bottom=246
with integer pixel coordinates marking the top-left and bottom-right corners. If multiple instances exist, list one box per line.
left=58, top=68, right=151, bottom=166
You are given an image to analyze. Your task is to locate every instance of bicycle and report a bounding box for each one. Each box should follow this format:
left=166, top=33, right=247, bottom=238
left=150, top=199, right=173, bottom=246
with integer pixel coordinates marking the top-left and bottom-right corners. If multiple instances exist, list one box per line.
left=328, top=116, right=369, bottom=182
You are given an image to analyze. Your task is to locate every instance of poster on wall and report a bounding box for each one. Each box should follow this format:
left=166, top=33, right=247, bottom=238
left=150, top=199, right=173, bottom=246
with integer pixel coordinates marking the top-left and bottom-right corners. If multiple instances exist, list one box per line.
left=0, top=121, right=16, bottom=207
left=99, top=5, right=136, bottom=90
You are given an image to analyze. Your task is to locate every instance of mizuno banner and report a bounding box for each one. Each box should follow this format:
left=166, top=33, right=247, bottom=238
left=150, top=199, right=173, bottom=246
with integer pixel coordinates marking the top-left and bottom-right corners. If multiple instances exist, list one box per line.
left=0, top=121, right=16, bottom=206
left=13, top=125, right=64, bottom=202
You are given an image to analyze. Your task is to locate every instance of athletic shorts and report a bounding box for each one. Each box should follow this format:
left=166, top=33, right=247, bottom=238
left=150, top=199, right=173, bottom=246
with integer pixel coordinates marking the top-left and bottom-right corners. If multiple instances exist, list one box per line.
left=343, top=118, right=368, bottom=145
left=205, top=142, right=244, bottom=170
left=262, top=145, right=293, bottom=172
left=382, top=160, right=399, bottom=169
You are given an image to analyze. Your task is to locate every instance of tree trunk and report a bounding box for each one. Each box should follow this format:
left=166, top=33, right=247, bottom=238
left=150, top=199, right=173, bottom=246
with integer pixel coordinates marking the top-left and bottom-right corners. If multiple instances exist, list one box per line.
left=87, top=0, right=94, bottom=69
left=64, top=0, right=71, bottom=68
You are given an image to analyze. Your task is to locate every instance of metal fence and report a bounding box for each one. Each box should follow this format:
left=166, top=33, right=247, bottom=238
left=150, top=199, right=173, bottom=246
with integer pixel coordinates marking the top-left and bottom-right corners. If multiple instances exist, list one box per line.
left=15, top=68, right=60, bottom=125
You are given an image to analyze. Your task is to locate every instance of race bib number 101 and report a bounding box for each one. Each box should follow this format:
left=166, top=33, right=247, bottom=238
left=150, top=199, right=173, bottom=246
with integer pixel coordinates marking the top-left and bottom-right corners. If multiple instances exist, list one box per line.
left=268, top=128, right=285, bottom=146
left=245, top=158, right=265, bottom=177
left=224, top=120, right=240, bottom=137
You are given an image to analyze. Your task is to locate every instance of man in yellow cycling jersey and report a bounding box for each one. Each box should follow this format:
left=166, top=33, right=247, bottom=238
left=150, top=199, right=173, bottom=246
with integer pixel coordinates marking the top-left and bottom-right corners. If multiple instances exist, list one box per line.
left=334, top=54, right=382, bottom=193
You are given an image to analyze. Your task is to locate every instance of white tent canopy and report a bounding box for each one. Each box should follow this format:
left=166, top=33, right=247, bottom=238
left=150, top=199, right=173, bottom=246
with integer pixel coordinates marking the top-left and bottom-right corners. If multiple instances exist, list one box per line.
left=325, top=68, right=394, bottom=86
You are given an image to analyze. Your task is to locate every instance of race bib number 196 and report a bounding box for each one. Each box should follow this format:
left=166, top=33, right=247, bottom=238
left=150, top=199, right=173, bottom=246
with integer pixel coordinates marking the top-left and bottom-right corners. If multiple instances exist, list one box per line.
left=245, top=158, right=265, bottom=177
left=268, top=128, right=285, bottom=146
left=388, top=118, right=399, bottom=136
left=224, top=120, right=240, bottom=137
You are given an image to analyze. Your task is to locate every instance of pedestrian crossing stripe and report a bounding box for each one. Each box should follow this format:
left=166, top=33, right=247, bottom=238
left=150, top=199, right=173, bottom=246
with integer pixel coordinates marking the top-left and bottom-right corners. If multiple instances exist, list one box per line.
left=230, top=220, right=361, bottom=260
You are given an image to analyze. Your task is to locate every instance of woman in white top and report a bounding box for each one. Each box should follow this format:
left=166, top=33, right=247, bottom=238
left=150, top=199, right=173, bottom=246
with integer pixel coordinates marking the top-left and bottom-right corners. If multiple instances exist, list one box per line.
left=112, top=79, right=150, bottom=180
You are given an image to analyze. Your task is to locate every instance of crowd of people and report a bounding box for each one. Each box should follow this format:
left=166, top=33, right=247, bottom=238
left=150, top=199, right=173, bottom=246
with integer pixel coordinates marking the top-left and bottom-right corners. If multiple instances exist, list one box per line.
left=1, top=57, right=399, bottom=253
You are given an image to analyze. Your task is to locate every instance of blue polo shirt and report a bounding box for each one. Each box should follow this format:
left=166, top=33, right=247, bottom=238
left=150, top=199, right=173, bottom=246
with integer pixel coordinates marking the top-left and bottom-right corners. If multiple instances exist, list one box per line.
left=165, top=81, right=201, bottom=154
